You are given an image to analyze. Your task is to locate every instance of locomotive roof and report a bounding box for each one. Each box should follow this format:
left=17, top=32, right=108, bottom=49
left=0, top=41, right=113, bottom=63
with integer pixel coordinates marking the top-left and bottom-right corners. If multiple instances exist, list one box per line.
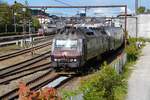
left=54, top=26, right=91, bottom=39
left=54, top=26, right=124, bottom=40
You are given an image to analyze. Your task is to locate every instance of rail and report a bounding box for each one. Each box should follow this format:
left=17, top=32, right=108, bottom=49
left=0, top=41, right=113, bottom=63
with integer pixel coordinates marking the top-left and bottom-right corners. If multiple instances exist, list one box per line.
left=0, top=41, right=52, bottom=61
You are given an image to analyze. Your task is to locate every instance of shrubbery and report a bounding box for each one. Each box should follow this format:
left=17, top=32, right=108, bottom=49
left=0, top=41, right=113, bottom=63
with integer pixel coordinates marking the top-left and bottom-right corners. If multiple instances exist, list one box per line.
left=126, top=38, right=144, bottom=62
left=81, top=64, right=125, bottom=100
left=128, top=38, right=145, bottom=45
left=125, top=44, right=139, bottom=62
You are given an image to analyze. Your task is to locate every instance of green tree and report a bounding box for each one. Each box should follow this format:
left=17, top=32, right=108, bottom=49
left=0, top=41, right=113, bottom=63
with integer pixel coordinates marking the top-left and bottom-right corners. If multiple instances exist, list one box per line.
left=0, top=3, right=12, bottom=33
left=11, top=1, right=26, bottom=23
left=32, top=17, right=40, bottom=30
left=137, top=6, right=146, bottom=14
left=0, top=1, right=32, bottom=33
left=11, top=1, right=31, bottom=33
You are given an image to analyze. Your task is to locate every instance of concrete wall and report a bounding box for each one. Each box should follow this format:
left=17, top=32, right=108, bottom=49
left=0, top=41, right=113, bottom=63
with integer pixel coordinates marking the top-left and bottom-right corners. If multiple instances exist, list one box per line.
left=127, top=17, right=137, bottom=38
left=138, top=14, right=150, bottom=38
left=119, top=14, right=150, bottom=38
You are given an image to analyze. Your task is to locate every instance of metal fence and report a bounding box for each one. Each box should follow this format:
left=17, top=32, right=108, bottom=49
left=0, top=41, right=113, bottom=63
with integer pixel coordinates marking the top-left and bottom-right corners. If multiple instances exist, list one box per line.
left=110, top=52, right=127, bottom=74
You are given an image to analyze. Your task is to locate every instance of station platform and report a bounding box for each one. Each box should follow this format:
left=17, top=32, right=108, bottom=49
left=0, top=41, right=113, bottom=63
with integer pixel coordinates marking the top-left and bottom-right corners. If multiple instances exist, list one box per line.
left=127, top=42, right=150, bottom=100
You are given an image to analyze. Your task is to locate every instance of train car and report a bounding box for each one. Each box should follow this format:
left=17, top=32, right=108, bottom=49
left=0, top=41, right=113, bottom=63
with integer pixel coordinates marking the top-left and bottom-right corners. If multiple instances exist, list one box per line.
left=37, top=28, right=44, bottom=36
left=50, top=25, right=124, bottom=69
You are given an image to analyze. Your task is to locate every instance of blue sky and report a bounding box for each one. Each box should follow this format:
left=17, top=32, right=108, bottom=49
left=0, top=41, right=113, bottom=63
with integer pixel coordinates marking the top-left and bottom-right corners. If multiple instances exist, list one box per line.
left=2, top=0, right=150, bottom=16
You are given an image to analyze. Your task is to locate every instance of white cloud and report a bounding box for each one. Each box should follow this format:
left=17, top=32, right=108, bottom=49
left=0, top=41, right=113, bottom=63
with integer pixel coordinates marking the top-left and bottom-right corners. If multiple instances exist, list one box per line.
left=77, top=8, right=107, bottom=16
left=88, top=8, right=117, bottom=17
left=93, top=8, right=109, bottom=14
left=120, top=7, right=133, bottom=14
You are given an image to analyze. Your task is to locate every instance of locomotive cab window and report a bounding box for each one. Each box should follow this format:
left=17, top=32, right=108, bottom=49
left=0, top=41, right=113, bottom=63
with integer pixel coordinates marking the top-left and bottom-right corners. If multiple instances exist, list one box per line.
left=86, top=32, right=94, bottom=36
left=55, top=39, right=78, bottom=49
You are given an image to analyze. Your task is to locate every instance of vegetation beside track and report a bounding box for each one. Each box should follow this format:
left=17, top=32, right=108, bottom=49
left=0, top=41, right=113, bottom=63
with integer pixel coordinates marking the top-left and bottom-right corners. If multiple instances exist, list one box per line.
left=62, top=38, right=145, bottom=100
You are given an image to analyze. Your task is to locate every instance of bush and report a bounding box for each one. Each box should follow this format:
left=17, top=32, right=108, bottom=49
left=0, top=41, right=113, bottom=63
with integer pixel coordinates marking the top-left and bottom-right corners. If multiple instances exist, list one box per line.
left=61, top=90, right=79, bottom=100
left=126, top=37, right=144, bottom=62
left=125, top=44, right=139, bottom=62
left=128, top=38, right=145, bottom=45
left=81, top=64, right=124, bottom=100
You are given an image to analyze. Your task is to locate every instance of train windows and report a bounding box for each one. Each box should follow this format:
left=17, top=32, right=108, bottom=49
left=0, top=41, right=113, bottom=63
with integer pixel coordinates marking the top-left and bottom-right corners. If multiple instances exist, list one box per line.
left=86, top=32, right=94, bottom=35
left=55, top=39, right=78, bottom=49
left=101, top=30, right=107, bottom=34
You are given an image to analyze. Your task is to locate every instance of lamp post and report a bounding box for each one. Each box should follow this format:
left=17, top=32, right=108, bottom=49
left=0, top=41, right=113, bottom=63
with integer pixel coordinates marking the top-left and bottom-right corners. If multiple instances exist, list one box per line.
left=22, top=8, right=26, bottom=34
left=29, top=20, right=34, bottom=55
left=22, top=8, right=26, bottom=48
left=14, top=12, right=17, bottom=33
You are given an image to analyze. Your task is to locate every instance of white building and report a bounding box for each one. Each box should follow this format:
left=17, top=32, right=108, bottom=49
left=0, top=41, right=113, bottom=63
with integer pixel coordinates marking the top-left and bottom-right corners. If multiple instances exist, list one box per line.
left=36, top=15, right=52, bottom=24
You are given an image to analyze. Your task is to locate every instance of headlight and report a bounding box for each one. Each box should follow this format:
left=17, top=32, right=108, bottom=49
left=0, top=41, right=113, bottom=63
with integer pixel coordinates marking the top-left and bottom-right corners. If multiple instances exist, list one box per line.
left=73, top=59, right=77, bottom=62
left=70, top=59, right=73, bottom=62
left=54, top=59, right=57, bottom=61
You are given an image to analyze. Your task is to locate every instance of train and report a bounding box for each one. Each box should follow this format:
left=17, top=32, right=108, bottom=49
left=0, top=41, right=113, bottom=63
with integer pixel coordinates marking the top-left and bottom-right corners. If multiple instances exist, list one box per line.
left=38, top=21, right=65, bottom=35
left=50, top=24, right=124, bottom=69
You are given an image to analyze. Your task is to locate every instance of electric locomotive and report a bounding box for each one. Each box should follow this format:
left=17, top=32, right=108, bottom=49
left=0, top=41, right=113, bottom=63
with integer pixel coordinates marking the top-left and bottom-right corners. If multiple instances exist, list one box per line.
left=50, top=25, right=124, bottom=69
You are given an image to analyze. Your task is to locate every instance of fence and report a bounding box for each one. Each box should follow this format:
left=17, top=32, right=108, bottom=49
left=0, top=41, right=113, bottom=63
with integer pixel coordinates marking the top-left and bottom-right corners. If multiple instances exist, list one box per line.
left=110, top=52, right=127, bottom=74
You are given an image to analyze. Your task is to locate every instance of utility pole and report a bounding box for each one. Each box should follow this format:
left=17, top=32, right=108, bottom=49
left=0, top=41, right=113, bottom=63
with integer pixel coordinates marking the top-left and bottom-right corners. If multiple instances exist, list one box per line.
left=135, top=0, right=139, bottom=41
left=29, top=20, right=34, bottom=56
left=85, top=7, right=87, bottom=17
left=135, top=0, right=138, bottom=14
left=135, top=17, right=138, bottom=41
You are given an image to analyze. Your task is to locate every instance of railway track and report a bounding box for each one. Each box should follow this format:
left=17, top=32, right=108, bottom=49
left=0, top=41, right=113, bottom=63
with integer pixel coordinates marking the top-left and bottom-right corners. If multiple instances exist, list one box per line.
left=0, top=70, right=75, bottom=100
left=33, top=35, right=54, bottom=45
left=0, top=51, right=51, bottom=77
left=0, top=62, right=50, bottom=78
left=0, top=41, right=52, bottom=61
left=0, top=63, right=52, bottom=84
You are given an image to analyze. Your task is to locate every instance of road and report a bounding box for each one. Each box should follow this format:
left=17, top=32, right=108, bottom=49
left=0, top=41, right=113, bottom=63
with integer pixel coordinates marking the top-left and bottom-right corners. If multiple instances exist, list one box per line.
left=127, top=43, right=150, bottom=100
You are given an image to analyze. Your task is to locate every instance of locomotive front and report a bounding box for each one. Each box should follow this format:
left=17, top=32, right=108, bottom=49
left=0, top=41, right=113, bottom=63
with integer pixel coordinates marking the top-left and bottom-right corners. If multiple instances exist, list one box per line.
left=50, top=32, right=83, bottom=68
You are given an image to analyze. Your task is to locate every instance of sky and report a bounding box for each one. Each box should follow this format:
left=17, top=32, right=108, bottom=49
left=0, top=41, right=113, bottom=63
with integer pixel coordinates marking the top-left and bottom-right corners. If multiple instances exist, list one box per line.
left=2, top=0, right=150, bottom=16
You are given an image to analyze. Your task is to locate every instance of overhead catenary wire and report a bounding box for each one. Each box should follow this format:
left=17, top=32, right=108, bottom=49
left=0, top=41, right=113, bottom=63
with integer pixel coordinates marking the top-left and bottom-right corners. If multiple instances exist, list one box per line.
left=54, top=0, right=72, bottom=6
left=53, top=0, right=85, bottom=16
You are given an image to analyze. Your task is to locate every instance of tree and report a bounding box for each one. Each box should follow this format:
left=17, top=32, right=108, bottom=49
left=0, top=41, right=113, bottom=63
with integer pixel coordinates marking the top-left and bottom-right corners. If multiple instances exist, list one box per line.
left=32, top=17, right=40, bottom=30
left=11, top=1, right=31, bottom=33
left=136, top=6, right=146, bottom=14
left=0, top=3, right=12, bottom=33
left=0, top=1, right=32, bottom=33
left=11, top=2, right=26, bottom=24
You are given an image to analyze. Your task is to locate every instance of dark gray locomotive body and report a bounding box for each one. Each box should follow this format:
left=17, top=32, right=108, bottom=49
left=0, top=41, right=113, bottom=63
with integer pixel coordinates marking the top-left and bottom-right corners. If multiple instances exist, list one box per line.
left=50, top=26, right=124, bottom=68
